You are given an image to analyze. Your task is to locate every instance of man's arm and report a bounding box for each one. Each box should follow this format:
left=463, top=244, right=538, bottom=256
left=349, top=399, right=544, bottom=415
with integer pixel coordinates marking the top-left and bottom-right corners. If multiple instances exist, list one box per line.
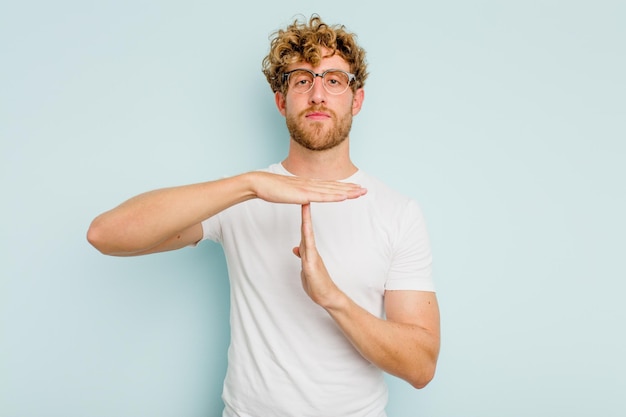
left=293, top=204, right=440, bottom=388
left=331, top=290, right=440, bottom=389
left=87, top=172, right=367, bottom=256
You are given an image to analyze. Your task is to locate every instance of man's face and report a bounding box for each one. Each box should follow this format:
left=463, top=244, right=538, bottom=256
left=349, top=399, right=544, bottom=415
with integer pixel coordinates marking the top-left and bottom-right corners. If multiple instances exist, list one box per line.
left=275, top=51, right=364, bottom=152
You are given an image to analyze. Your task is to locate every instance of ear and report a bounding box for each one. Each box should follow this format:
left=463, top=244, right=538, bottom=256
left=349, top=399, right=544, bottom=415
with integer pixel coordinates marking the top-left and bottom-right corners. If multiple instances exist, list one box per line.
left=275, top=91, right=287, bottom=116
left=351, top=88, right=365, bottom=116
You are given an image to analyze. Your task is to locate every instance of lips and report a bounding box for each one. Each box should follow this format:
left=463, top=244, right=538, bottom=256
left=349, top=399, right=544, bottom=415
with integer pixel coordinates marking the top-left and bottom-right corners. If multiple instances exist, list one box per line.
left=304, top=108, right=332, bottom=120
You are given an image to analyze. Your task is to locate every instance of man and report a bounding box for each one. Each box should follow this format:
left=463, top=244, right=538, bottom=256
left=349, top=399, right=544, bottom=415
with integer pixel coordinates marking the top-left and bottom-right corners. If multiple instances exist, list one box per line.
left=88, top=15, right=440, bottom=417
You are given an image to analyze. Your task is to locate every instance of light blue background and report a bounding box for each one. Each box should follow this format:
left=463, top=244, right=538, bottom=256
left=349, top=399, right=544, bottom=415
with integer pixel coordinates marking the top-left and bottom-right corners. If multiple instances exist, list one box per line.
left=2, top=1, right=625, bottom=416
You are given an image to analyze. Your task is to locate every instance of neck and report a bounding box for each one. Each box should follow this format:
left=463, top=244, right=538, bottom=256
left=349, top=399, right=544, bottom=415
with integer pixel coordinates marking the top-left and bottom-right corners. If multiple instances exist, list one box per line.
left=282, top=138, right=358, bottom=180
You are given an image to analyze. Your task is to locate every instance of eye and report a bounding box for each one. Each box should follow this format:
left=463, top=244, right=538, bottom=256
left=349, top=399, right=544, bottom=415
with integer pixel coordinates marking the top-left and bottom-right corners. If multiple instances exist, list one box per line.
left=325, top=71, right=348, bottom=86
left=290, top=70, right=313, bottom=86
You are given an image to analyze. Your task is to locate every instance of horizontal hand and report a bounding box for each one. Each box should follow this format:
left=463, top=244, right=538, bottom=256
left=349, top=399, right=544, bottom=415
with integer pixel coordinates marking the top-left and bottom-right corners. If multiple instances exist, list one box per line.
left=251, top=172, right=366, bottom=205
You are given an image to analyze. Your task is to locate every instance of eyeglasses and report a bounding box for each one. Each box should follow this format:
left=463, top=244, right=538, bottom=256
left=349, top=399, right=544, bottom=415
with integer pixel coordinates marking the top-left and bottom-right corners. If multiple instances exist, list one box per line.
left=282, top=68, right=356, bottom=95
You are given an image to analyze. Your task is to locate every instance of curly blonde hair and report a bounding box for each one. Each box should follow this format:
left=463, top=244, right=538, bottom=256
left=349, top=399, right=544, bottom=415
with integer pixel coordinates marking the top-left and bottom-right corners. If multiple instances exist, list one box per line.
left=262, top=15, right=368, bottom=93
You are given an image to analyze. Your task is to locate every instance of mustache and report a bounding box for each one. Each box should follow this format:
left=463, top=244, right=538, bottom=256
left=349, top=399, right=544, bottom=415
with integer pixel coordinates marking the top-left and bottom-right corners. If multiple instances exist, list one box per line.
left=300, top=106, right=335, bottom=117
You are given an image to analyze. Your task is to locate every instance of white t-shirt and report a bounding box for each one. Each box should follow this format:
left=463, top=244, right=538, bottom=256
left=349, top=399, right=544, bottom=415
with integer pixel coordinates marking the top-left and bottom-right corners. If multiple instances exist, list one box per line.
left=201, top=163, right=434, bottom=417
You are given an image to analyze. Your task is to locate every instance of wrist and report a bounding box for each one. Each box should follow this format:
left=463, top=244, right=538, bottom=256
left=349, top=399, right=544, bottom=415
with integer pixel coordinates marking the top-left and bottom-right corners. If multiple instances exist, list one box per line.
left=233, top=171, right=260, bottom=200
left=320, top=287, right=351, bottom=313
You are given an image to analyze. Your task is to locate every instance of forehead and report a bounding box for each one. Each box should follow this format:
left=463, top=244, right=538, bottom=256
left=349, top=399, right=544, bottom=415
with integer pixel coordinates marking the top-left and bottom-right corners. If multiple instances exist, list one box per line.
left=286, top=50, right=351, bottom=73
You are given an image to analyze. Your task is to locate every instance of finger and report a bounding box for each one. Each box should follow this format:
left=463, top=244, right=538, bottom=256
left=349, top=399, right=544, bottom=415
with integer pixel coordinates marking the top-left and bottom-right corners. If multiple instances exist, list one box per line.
left=307, top=182, right=367, bottom=202
left=320, top=181, right=367, bottom=199
left=345, top=185, right=367, bottom=200
left=286, top=177, right=366, bottom=202
left=301, top=203, right=312, bottom=239
left=300, top=203, right=317, bottom=256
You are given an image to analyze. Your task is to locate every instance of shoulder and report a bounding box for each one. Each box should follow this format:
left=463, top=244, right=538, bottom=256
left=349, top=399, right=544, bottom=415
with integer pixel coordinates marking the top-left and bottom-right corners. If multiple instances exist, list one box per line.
left=354, top=170, right=416, bottom=210
left=355, top=171, right=428, bottom=231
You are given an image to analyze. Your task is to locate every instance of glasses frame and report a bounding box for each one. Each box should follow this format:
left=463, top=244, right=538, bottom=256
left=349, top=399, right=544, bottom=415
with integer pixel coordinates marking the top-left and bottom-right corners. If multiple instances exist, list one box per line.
left=282, top=68, right=356, bottom=95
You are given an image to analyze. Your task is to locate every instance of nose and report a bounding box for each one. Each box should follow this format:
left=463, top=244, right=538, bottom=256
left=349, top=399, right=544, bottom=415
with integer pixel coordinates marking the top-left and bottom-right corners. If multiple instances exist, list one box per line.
left=308, top=76, right=327, bottom=104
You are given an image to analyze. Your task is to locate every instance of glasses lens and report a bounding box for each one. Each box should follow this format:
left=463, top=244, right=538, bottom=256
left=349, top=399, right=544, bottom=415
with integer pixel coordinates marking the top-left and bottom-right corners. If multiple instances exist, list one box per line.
left=323, top=70, right=350, bottom=94
left=289, top=70, right=314, bottom=93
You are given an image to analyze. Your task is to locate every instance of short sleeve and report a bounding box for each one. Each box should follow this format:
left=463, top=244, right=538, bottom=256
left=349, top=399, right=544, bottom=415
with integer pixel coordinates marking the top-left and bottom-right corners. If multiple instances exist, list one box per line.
left=200, top=213, right=223, bottom=244
left=384, top=200, right=435, bottom=292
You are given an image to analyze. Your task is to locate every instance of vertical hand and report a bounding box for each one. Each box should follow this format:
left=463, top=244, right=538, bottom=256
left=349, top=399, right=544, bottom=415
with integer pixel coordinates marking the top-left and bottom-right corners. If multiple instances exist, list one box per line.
left=292, top=204, right=344, bottom=309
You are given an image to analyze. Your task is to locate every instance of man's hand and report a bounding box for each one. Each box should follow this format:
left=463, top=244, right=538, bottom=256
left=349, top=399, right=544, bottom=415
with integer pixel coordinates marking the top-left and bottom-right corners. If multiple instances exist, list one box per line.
left=292, top=204, right=346, bottom=309
left=251, top=172, right=367, bottom=205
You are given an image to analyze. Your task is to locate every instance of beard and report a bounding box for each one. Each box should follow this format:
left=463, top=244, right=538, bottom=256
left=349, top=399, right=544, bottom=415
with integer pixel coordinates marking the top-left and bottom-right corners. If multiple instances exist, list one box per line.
left=286, top=106, right=353, bottom=151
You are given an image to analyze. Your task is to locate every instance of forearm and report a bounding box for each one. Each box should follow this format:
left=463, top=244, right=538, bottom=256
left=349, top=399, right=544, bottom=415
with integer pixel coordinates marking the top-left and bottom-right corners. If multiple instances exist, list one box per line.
left=89, top=172, right=367, bottom=256
left=87, top=173, right=255, bottom=255
left=325, top=293, right=440, bottom=389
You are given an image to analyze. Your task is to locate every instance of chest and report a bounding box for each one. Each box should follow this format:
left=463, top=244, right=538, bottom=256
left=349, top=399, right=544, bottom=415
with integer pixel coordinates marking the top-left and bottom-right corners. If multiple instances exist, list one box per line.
left=222, top=199, right=395, bottom=304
